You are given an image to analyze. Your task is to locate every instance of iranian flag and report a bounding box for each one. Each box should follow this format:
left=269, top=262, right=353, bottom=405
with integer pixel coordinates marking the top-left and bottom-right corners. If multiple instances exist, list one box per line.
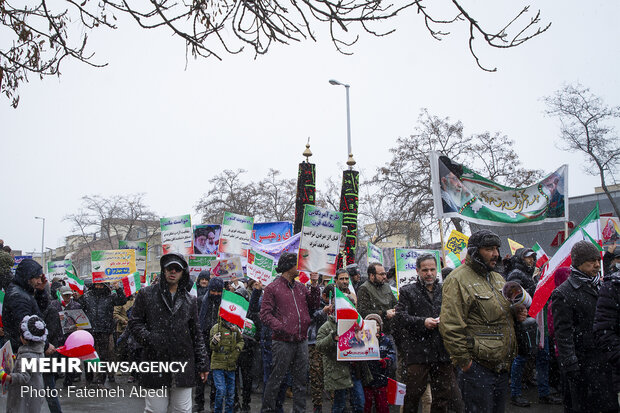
left=387, top=378, right=407, bottom=405
left=56, top=344, right=99, bottom=363
left=532, top=242, right=549, bottom=268
left=65, top=269, right=84, bottom=295
left=0, top=290, right=4, bottom=327
left=122, top=272, right=142, bottom=297
left=189, top=281, right=197, bottom=298
left=529, top=205, right=601, bottom=317
left=219, top=290, right=249, bottom=329
left=444, top=252, right=462, bottom=269
left=334, top=287, right=364, bottom=329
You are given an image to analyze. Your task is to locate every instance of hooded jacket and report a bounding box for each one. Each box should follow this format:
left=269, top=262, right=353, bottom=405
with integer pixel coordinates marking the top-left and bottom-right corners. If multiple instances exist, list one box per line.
left=506, top=248, right=536, bottom=297
left=260, top=275, right=321, bottom=342
left=199, top=278, right=224, bottom=336
left=79, top=283, right=127, bottom=333
left=129, top=260, right=209, bottom=388
left=3, top=259, right=48, bottom=350
left=439, top=255, right=517, bottom=372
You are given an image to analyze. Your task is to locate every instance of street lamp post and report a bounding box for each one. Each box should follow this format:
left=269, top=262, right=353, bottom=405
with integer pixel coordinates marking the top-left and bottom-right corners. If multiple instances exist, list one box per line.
left=329, top=79, right=356, bottom=169
left=35, top=216, right=45, bottom=272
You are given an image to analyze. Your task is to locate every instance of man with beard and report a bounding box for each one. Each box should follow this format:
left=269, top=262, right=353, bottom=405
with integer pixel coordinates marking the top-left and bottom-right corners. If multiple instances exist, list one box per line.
left=356, top=263, right=397, bottom=333
left=194, top=228, right=218, bottom=255
left=395, top=253, right=461, bottom=412
left=440, top=230, right=527, bottom=412
left=129, top=252, right=209, bottom=413
left=552, top=241, right=618, bottom=413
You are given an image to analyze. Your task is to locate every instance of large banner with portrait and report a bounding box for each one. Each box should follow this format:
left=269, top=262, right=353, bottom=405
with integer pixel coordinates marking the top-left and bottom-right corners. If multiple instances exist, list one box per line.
left=430, top=151, right=568, bottom=226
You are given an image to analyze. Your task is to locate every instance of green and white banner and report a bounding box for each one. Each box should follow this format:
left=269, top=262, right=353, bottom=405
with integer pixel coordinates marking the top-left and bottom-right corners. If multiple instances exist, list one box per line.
left=366, top=242, right=383, bottom=265
left=298, top=205, right=343, bottom=276
left=119, top=240, right=147, bottom=282
left=47, top=260, right=72, bottom=280
left=430, top=151, right=568, bottom=225
left=187, top=255, right=218, bottom=279
left=247, top=249, right=277, bottom=285
left=219, top=212, right=254, bottom=258
left=394, top=248, right=441, bottom=289
left=160, top=215, right=193, bottom=255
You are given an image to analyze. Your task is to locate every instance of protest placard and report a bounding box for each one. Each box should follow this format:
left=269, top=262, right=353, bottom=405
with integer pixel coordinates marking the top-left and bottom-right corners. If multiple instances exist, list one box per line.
left=247, top=249, right=277, bottom=285
left=0, top=341, right=14, bottom=394
left=252, top=222, right=293, bottom=244
left=367, top=241, right=384, bottom=265
left=91, top=249, right=136, bottom=283
left=59, top=309, right=92, bottom=334
left=444, top=230, right=469, bottom=258
left=337, top=319, right=380, bottom=361
left=601, top=216, right=620, bottom=244
left=119, top=240, right=147, bottom=282
left=160, top=214, right=193, bottom=255
left=193, top=225, right=220, bottom=255
left=298, top=205, right=343, bottom=277
left=210, top=257, right=243, bottom=281
left=47, top=259, right=72, bottom=280
left=394, top=248, right=441, bottom=289
left=188, top=255, right=218, bottom=279
left=219, top=212, right=254, bottom=257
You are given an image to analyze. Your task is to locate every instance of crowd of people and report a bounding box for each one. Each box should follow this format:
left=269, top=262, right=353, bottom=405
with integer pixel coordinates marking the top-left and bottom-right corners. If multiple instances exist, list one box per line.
left=0, top=233, right=618, bottom=413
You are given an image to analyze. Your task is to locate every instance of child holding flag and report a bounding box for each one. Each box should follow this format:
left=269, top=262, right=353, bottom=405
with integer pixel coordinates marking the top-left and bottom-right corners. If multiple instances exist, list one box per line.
left=2, top=315, right=48, bottom=413
left=210, top=310, right=244, bottom=413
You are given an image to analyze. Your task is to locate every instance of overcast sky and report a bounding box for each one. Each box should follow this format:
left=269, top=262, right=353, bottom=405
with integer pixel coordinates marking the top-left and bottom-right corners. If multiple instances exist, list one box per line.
left=2, top=0, right=619, bottom=255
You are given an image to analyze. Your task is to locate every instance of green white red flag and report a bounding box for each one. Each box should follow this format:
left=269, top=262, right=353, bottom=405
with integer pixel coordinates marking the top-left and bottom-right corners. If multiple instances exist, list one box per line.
left=65, top=269, right=84, bottom=295
left=122, top=272, right=142, bottom=297
left=219, top=290, right=249, bottom=329
left=529, top=205, right=601, bottom=317
left=444, top=252, right=462, bottom=269
left=334, top=287, right=364, bottom=329
left=532, top=242, right=549, bottom=268
left=387, top=378, right=407, bottom=405
left=0, top=291, right=4, bottom=327
left=189, top=281, right=198, bottom=298
left=56, top=344, right=99, bottom=363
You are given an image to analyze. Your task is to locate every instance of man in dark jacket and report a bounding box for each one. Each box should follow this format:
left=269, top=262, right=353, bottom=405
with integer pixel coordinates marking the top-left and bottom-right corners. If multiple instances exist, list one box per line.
left=551, top=240, right=618, bottom=413
left=79, top=280, right=126, bottom=386
left=129, top=252, right=209, bottom=413
left=395, top=253, right=461, bottom=412
left=507, top=248, right=561, bottom=407
left=259, top=252, right=320, bottom=413
left=357, top=263, right=397, bottom=333
left=603, top=243, right=620, bottom=276
left=594, top=268, right=620, bottom=396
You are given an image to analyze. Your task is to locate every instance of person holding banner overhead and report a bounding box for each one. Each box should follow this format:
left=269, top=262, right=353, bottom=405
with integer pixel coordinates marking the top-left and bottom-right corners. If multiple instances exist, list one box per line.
left=440, top=230, right=527, bottom=413
left=259, top=252, right=320, bottom=413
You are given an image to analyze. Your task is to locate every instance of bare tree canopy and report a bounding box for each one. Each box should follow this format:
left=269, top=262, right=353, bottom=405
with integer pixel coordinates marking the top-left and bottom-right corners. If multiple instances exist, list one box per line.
left=64, top=193, right=159, bottom=250
left=1, top=0, right=549, bottom=107
left=195, top=168, right=296, bottom=224
left=543, top=83, right=620, bottom=217
left=367, top=108, right=544, bottom=242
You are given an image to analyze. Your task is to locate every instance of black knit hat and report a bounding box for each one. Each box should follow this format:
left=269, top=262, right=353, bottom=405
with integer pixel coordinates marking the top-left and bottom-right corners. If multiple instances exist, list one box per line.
left=467, top=230, right=501, bottom=254
left=571, top=240, right=601, bottom=268
left=276, top=252, right=298, bottom=274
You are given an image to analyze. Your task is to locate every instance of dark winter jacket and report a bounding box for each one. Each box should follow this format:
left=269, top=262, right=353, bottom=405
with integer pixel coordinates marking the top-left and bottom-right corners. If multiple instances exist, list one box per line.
left=506, top=248, right=537, bottom=297
left=551, top=268, right=618, bottom=412
left=603, top=250, right=618, bottom=276
left=357, top=280, right=398, bottom=334
left=307, top=302, right=329, bottom=345
left=3, top=259, right=47, bottom=350
left=594, top=271, right=620, bottom=392
left=196, top=270, right=210, bottom=310
left=366, top=333, right=396, bottom=388
left=44, top=298, right=82, bottom=347
left=79, top=284, right=127, bottom=333
left=128, top=266, right=209, bottom=388
left=395, top=280, right=450, bottom=365
left=199, top=278, right=224, bottom=336
left=260, top=276, right=321, bottom=342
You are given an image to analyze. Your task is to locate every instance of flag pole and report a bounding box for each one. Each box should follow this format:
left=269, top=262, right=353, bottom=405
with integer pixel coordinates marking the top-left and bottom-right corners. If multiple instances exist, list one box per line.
left=439, top=220, right=446, bottom=267
left=564, top=220, right=570, bottom=241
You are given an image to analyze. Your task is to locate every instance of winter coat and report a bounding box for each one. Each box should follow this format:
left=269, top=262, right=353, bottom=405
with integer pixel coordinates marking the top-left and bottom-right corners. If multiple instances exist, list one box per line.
left=199, top=278, right=224, bottom=336
left=439, top=256, right=517, bottom=372
left=128, top=268, right=209, bottom=389
left=209, top=320, right=244, bottom=371
left=6, top=341, right=45, bottom=413
left=259, top=276, right=321, bottom=342
left=356, top=281, right=398, bottom=334
left=44, top=298, right=82, bottom=347
left=603, top=250, right=618, bottom=276
left=316, top=317, right=360, bottom=391
left=307, top=303, right=329, bottom=346
left=366, top=333, right=396, bottom=388
left=594, top=272, right=620, bottom=392
left=394, top=280, right=450, bottom=365
left=551, top=269, right=618, bottom=412
left=113, top=296, right=134, bottom=334
left=3, top=264, right=47, bottom=350
left=506, top=248, right=537, bottom=297
left=79, top=284, right=127, bottom=333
